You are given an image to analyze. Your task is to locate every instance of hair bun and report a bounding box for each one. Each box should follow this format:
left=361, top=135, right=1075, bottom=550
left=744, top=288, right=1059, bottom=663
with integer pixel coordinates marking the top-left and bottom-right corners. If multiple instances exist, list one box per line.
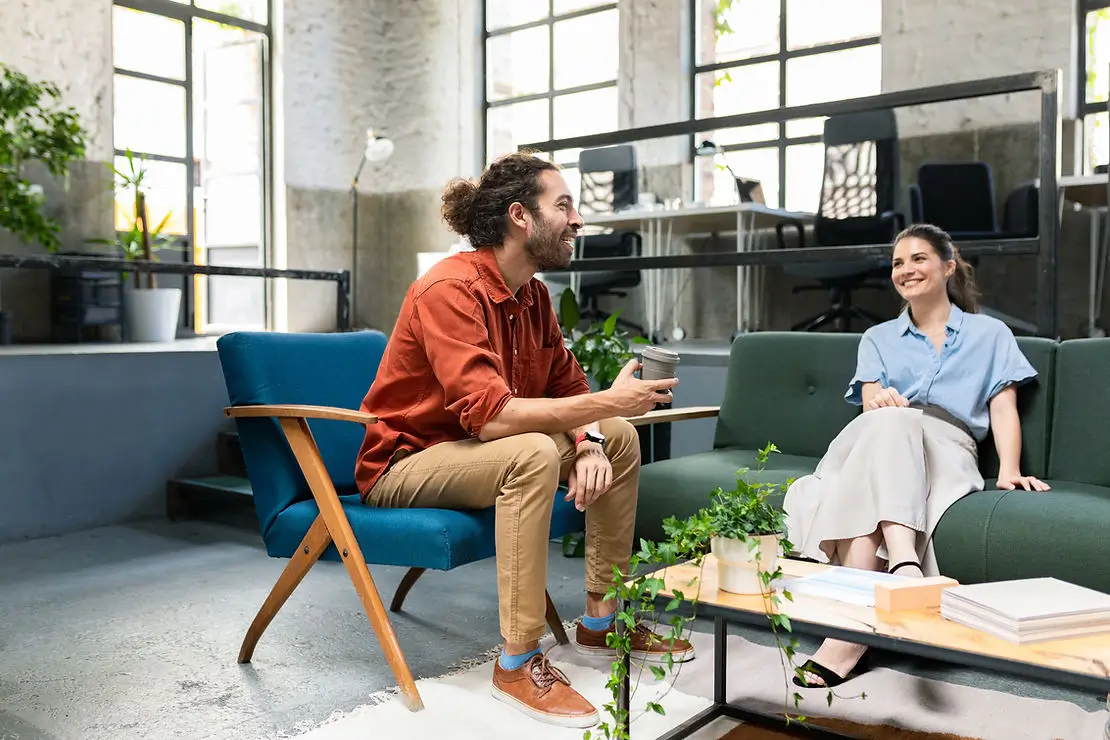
left=441, top=178, right=479, bottom=237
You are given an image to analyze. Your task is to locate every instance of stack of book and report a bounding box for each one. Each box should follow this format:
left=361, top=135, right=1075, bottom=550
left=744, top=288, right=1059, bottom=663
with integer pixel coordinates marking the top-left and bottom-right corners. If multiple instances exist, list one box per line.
left=940, top=577, right=1110, bottom=644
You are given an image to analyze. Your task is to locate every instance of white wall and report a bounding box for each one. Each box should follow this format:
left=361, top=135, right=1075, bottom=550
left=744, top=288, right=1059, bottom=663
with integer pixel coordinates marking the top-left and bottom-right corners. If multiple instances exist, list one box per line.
left=882, top=0, right=1077, bottom=136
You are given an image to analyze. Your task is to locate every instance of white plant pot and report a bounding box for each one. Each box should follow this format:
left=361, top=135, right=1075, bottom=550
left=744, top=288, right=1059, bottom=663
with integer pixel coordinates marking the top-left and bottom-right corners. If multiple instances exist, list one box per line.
left=124, top=287, right=181, bottom=343
left=712, top=533, right=782, bottom=595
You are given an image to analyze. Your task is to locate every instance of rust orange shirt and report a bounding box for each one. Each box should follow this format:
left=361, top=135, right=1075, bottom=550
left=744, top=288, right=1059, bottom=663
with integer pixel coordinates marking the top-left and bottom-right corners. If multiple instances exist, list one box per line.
left=354, top=247, right=591, bottom=498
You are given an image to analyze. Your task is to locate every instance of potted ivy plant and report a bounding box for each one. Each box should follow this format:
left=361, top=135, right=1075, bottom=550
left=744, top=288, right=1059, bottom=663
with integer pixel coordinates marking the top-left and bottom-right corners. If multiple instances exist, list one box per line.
left=87, top=149, right=182, bottom=342
left=585, top=444, right=863, bottom=739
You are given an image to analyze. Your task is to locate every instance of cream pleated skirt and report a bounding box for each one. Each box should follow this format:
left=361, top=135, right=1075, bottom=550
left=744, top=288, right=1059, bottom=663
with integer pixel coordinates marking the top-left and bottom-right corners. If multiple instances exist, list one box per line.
left=782, top=405, right=985, bottom=576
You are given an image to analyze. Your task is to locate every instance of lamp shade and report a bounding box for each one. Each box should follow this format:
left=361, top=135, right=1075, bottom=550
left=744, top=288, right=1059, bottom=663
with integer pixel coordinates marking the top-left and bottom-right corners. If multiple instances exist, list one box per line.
left=364, top=129, right=394, bottom=162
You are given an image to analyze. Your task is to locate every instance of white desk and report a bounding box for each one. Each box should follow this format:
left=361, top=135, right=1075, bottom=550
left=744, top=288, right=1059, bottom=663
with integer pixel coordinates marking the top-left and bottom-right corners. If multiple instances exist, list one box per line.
left=581, top=203, right=813, bottom=339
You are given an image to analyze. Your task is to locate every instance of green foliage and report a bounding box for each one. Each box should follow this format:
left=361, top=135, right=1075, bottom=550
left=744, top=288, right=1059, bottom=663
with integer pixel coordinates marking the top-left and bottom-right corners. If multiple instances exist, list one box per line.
left=86, top=150, right=177, bottom=261
left=558, top=287, right=648, bottom=389
left=585, top=443, right=864, bottom=739
left=0, top=63, right=88, bottom=252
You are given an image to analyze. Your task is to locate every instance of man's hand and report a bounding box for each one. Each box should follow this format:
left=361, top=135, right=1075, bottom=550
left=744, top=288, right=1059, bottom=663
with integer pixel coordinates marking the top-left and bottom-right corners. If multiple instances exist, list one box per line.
left=565, top=443, right=613, bottom=511
left=996, top=472, right=1051, bottom=492
left=607, top=359, right=678, bottom=417
left=867, top=385, right=910, bottom=411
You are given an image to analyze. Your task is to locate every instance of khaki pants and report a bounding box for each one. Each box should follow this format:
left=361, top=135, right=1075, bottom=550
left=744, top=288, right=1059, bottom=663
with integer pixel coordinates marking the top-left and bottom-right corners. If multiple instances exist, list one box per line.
left=366, top=417, right=640, bottom=643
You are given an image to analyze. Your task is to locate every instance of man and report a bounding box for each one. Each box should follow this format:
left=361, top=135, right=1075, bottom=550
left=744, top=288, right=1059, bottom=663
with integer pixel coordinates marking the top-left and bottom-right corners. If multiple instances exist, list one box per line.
left=354, top=152, right=694, bottom=728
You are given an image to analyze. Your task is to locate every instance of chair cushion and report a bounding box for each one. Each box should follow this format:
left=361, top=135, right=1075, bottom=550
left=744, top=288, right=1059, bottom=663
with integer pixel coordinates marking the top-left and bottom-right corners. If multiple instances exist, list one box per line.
left=267, top=485, right=585, bottom=571
left=1048, top=339, right=1110, bottom=484
left=635, top=448, right=818, bottom=544
left=976, top=336, right=1056, bottom=479
left=935, top=481, right=1110, bottom=593
left=714, top=332, right=863, bottom=458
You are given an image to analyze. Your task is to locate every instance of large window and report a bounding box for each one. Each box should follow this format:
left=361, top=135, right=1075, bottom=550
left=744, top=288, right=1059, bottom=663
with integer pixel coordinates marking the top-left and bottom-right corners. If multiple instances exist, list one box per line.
left=1080, top=1, right=1110, bottom=171
left=112, top=0, right=271, bottom=333
left=483, top=0, right=620, bottom=198
left=692, top=0, right=881, bottom=212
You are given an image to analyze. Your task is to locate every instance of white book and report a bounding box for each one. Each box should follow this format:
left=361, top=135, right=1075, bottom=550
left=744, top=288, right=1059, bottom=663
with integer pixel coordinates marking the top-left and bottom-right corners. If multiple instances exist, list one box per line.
left=942, top=578, right=1110, bottom=623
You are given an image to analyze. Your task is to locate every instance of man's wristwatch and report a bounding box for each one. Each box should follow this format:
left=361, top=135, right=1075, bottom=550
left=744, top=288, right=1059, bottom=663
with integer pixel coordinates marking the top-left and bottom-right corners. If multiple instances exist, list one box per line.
left=575, top=430, right=606, bottom=449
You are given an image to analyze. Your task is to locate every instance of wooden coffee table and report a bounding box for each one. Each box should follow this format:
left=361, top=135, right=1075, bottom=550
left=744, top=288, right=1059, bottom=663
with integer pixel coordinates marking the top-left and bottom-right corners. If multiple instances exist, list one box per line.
left=617, top=556, right=1110, bottom=739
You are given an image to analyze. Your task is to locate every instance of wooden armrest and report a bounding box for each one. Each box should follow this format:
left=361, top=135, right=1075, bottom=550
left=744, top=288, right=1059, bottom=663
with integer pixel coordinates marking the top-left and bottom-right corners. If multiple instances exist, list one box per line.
left=224, top=404, right=378, bottom=425
left=623, top=405, right=720, bottom=427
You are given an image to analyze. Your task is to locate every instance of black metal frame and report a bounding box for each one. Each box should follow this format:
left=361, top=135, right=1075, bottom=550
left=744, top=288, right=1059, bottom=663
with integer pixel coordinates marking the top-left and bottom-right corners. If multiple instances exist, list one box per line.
left=617, top=598, right=1110, bottom=739
left=481, top=0, right=619, bottom=167
left=0, top=253, right=350, bottom=331
left=687, top=0, right=881, bottom=209
left=112, top=0, right=273, bottom=332
left=522, top=70, right=1063, bottom=338
left=1078, top=0, right=1110, bottom=172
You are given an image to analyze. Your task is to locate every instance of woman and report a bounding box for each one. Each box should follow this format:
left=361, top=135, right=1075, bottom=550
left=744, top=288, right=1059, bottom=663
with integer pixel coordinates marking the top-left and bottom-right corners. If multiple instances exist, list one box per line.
left=782, top=223, right=1051, bottom=689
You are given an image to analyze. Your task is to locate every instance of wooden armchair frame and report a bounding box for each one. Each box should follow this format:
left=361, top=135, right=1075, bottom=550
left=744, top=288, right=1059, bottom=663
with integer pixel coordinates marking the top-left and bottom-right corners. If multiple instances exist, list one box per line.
left=224, top=402, right=720, bottom=713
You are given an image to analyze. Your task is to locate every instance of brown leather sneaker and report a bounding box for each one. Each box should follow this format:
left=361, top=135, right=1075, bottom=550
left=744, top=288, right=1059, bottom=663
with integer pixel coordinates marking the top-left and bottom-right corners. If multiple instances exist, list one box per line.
left=491, top=652, right=599, bottom=728
left=574, top=620, right=696, bottom=663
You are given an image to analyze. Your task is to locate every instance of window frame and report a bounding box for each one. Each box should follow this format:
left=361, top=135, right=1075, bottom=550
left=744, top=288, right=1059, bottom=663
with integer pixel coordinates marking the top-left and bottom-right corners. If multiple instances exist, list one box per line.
left=688, top=0, right=881, bottom=209
left=1078, top=0, right=1110, bottom=172
left=112, top=0, right=273, bottom=333
left=481, top=1, right=620, bottom=168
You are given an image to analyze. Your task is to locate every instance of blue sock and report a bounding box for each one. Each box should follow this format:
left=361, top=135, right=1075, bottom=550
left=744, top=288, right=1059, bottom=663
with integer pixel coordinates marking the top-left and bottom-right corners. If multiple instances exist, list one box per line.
left=498, top=646, right=542, bottom=670
left=581, top=612, right=615, bottom=631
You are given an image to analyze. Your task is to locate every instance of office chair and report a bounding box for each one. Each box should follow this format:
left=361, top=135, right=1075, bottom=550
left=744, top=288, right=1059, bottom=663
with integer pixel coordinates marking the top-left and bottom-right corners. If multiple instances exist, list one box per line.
left=775, top=108, right=904, bottom=332
left=545, top=146, right=645, bottom=335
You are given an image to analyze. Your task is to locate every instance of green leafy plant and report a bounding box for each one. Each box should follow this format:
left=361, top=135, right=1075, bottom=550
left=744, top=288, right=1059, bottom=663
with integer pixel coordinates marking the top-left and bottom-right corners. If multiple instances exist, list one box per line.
left=87, top=149, right=180, bottom=289
left=558, top=287, right=648, bottom=390
left=0, top=63, right=88, bottom=252
left=585, top=443, right=864, bottom=739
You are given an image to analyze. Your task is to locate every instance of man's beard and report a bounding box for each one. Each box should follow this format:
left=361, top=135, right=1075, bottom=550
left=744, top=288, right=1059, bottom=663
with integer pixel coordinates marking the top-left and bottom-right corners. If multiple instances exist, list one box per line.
left=524, top=213, right=572, bottom=271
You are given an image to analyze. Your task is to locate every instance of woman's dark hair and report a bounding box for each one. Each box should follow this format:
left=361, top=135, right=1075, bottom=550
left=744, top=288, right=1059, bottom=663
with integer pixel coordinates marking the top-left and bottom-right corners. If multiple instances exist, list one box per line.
left=894, top=223, right=980, bottom=313
left=441, top=151, right=559, bottom=247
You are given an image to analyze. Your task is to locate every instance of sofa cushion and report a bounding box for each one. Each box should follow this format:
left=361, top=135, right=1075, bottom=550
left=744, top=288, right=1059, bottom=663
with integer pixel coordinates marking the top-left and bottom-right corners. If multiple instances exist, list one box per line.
left=982, top=481, right=1110, bottom=593
left=267, top=485, right=584, bottom=570
left=635, top=448, right=819, bottom=543
left=713, top=332, right=863, bottom=458
left=976, top=336, right=1056, bottom=480
left=1048, top=339, right=1110, bottom=485
left=933, top=489, right=1008, bottom=584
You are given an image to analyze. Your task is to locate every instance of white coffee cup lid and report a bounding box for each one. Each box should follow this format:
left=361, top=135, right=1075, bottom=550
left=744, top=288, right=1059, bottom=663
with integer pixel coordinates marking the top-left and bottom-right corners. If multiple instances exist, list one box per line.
left=641, top=345, right=680, bottom=362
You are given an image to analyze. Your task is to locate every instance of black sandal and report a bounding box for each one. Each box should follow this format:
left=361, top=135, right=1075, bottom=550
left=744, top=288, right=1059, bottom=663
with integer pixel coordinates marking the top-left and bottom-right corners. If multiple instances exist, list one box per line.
left=791, top=653, right=872, bottom=688
left=889, top=560, right=924, bottom=576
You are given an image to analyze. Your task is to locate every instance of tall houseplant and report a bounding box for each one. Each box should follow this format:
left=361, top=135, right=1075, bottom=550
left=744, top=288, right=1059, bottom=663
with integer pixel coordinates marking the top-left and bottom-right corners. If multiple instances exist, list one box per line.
left=0, top=63, right=88, bottom=342
left=585, top=444, right=865, bottom=739
left=88, top=149, right=182, bottom=342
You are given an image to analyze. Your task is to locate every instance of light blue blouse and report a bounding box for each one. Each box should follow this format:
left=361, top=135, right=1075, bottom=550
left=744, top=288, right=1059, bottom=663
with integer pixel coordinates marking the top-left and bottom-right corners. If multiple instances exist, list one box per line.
left=845, top=305, right=1037, bottom=441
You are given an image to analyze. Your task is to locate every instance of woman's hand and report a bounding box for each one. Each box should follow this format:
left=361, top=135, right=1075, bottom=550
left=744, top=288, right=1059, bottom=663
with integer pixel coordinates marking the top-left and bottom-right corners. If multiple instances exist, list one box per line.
left=866, top=385, right=910, bottom=411
left=996, top=472, right=1051, bottom=492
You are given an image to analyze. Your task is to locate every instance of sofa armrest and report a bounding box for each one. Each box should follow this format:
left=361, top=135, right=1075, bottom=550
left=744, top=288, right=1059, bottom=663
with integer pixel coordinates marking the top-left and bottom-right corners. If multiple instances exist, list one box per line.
left=224, top=404, right=378, bottom=425
left=624, top=405, right=720, bottom=427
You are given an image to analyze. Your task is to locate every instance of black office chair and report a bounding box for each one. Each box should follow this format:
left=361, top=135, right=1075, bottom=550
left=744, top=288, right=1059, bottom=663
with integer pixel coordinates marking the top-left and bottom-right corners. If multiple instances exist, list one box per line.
left=578, top=145, right=638, bottom=215
left=775, top=108, right=905, bottom=332
left=544, top=146, right=645, bottom=335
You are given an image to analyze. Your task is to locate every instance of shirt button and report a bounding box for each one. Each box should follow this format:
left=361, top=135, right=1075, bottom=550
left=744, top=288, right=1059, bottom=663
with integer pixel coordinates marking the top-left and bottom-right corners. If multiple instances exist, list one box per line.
left=514, top=348, right=518, bottom=355
left=509, top=314, right=515, bottom=321
left=513, top=387, right=518, bottom=393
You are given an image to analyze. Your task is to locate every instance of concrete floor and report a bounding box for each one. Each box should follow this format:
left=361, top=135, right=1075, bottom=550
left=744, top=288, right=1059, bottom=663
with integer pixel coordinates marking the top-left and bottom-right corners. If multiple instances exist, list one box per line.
left=1, top=520, right=1105, bottom=740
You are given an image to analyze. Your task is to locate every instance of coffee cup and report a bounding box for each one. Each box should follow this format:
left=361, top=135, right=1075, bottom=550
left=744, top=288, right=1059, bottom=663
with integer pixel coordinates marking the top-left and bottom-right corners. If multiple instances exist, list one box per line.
left=639, top=345, right=680, bottom=381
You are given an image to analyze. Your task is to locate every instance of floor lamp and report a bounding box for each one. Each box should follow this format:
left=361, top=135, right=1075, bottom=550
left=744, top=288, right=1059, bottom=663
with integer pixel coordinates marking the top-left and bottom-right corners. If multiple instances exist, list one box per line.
left=350, top=128, right=395, bottom=328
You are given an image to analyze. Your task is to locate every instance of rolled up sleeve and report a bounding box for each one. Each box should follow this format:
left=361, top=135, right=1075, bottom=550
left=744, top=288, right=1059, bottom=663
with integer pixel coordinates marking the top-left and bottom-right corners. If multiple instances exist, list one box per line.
left=412, top=281, right=513, bottom=437
left=844, top=332, right=887, bottom=405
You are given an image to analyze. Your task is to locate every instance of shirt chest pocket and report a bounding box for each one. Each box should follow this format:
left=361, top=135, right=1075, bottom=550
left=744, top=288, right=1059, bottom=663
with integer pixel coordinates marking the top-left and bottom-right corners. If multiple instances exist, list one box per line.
left=520, top=347, right=555, bottom=397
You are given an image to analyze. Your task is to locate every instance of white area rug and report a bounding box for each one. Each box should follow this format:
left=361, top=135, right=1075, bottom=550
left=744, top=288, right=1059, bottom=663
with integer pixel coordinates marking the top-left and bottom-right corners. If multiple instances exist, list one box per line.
left=292, top=628, right=1110, bottom=740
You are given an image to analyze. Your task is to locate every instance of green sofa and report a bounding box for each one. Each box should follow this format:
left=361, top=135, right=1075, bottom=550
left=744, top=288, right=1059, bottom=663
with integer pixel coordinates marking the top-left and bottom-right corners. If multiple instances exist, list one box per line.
left=635, top=331, right=1110, bottom=593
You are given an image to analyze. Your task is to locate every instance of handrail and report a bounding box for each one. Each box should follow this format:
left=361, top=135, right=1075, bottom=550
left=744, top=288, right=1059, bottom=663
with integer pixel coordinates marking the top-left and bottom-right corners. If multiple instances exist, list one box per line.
left=0, top=252, right=351, bottom=330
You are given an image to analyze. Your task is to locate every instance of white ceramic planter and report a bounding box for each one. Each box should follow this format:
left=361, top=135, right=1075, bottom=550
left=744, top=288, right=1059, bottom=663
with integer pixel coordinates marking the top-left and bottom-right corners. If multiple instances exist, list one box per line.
left=712, top=533, right=782, bottom=595
left=125, top=287, right=181, bottom=343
